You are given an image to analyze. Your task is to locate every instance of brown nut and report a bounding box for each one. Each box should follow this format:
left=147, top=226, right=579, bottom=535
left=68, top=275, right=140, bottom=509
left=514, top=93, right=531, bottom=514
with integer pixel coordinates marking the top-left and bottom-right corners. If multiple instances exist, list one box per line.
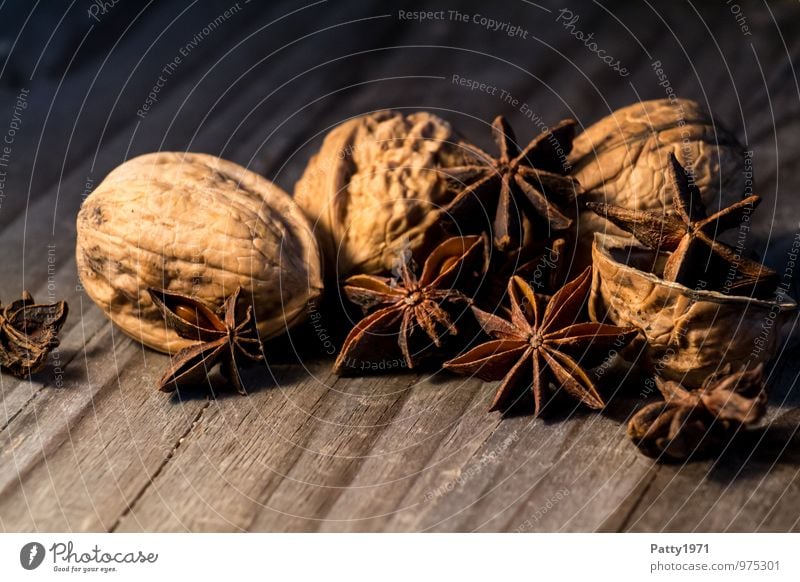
left=76, top=152, right=323, bottom=354
left=294, top=110, right=469, bottom=280
left=569, top=99, right=747, bottom=266
left=589, top=233, right=795, bottom=388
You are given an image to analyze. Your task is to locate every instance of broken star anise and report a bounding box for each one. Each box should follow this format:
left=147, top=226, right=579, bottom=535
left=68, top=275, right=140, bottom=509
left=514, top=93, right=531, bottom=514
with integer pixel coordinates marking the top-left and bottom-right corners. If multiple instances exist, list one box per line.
left=334, top=235, right=485, bottom=374
left=445, top=116, right=579, bottom=252
left=444, top=268, right=638, bottom=416
left=148, top=286, right=263, bottom=395
left=587, top=153, right=776, bottom=294
left=628, top=363, right=767, bottom=461
left=0, top=291, right=68, bottom=377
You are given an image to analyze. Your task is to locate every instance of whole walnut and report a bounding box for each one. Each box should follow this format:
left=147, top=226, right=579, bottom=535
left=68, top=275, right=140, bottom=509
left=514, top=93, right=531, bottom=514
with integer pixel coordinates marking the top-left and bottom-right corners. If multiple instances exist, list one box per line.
left=569, top=99, right=747, bottom=263
left=76, top=152, right=323, bottom=354
left=294, top=110, right=469, bottom=279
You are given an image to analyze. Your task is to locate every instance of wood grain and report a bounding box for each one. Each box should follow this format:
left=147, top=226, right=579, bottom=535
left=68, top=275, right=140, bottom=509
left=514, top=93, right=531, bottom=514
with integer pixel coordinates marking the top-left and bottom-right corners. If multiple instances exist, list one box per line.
left=1, top=0, right=799, bottom=532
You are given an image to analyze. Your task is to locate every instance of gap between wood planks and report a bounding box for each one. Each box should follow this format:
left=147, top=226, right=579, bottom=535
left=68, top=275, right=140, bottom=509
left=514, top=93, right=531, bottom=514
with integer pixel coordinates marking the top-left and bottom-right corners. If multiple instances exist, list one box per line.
left=109, top=402, right=210, bottom=532
left=599, top=465, right=659, bottom=532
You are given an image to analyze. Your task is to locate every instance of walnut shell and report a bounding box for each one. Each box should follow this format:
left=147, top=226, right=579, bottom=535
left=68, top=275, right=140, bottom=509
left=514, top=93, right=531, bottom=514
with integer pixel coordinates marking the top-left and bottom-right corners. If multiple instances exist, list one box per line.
left=570, top=99, right=747, bottom=265
left=76, top=152, right=323, bottom=354
left=589, top=233, right=795, bottom=388
left=294, top=110, right=468, bottom=279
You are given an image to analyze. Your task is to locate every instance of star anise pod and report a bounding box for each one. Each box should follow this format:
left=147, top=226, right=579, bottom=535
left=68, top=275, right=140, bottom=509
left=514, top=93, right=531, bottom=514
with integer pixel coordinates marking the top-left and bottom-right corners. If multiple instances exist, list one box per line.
left=587, top=153, right=776, bottom=294
left=148, top=286, right=263, bottom=395
left=334, top=235, right=486, bottom=374
left=479, top=238, right=566, bottom=311
left=628, top=363, right=767, bottom=460
left=444, top=268, right=638, bottom=416
left=445, top=116, right=579, bottom=252
left=0, top=291, right=68, bottom=377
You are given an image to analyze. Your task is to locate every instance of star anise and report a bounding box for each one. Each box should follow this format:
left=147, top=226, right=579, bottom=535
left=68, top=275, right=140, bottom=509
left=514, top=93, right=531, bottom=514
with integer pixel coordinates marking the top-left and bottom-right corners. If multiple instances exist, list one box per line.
left=587, top=153, right=776, bottom=294
left=0, top=291, right=68, bottom=377
left=444, top=268, right=638, bottom=416
left=148, top=286, right=263, bottom=395
left=628, top=364, right=767, bottom=460
left=445, top=116, right=579, bottom=252
left=334, top=235, right=485, bottom=374
left=480, top=238, right=566, bottom=311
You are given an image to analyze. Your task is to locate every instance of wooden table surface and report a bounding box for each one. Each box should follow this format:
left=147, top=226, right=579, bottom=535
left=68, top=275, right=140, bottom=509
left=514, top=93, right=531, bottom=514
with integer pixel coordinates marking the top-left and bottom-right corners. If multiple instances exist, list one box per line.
left=1, top=0, right=799, bottom=532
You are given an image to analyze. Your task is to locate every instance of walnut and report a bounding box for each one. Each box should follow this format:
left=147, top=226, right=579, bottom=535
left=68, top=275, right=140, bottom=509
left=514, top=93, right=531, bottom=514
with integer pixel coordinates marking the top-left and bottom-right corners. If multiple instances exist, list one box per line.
left=76, top=152, right=323, bottom=354
left=569, top=99, right=747, bottom=263
left=589, top=233, right=796, bottom=388
left=294, top=110, right=469, bottom=279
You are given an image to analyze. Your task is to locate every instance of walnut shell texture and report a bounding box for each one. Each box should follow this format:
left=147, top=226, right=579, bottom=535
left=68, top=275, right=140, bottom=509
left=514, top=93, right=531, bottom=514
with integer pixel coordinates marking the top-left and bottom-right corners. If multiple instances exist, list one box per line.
left=294, top=110, right=468, bottom=279
left=570, top=99, right=747, bottom=264
left=77, top=152, right=323, bottom=354
left=589, top=233, right=795, bottom=388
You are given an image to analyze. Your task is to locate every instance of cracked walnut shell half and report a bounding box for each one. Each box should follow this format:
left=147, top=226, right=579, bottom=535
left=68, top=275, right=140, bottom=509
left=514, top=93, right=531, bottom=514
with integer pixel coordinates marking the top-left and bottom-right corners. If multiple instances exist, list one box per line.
left=76, top=152, right=323, bottom=354
left=588, top=233, right=795, bottom=388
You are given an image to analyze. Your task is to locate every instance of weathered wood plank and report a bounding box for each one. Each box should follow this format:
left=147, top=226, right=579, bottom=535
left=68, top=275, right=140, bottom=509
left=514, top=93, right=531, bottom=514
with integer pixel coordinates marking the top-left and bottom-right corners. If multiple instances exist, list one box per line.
left=114, top=367, right=416, bottom=531
left=113, top=362, right=337, bottom=532
left=0, top=321, right=207, bottom=531
left=252, top=373, right=498, bottom=532
left=315, top=376, right=500, bottom=532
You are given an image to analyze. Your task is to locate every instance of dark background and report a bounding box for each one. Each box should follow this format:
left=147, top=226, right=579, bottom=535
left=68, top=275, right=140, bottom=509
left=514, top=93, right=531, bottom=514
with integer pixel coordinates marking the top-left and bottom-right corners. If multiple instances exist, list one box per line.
left=0, top=0, right=798, bottom=532
left=1, top=1, right=797, bottom=252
